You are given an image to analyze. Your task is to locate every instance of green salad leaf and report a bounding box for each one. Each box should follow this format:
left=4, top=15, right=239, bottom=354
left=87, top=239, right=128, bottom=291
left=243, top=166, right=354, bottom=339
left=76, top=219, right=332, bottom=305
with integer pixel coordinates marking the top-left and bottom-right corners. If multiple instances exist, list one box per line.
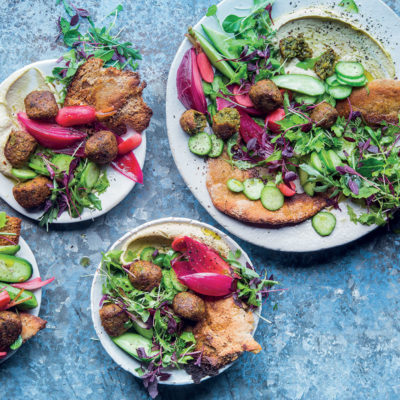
left=338, top=0, right=359, bottom=13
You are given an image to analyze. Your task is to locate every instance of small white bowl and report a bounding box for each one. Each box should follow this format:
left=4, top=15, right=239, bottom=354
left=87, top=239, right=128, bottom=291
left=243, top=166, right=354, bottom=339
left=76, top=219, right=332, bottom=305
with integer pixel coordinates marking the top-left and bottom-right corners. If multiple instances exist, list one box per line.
left=90, top=217, right=261, bottom=385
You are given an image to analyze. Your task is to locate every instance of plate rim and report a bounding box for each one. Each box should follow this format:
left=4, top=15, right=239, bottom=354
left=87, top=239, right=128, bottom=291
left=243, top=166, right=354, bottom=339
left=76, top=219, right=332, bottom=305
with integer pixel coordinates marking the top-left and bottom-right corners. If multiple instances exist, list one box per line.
left=90, top=216, right=261, bottom=386
left=0, top=58, right=147, bottom=225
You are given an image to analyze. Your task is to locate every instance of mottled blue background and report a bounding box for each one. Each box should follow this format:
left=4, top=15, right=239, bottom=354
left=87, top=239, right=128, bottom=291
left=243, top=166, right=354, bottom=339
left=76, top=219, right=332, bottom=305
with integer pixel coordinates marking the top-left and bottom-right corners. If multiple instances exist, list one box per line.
left=1, top=1, right=400, bottom=399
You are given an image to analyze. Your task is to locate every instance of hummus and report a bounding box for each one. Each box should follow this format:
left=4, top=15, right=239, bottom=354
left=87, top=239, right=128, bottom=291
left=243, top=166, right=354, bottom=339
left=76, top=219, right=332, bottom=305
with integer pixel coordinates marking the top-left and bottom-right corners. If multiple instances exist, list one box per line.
left=275, top=7, right=395, bottom=79
left=0, top=67, right=55, bottom=177
left=120, top=221, right=230, bottom=265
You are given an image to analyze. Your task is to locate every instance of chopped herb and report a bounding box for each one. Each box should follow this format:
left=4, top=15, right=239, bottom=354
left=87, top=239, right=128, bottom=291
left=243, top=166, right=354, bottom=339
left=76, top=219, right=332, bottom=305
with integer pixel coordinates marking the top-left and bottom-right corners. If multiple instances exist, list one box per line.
left=296, top=56, right=321, bottom=71
left=206, top=5, right=218, bottom=17
left=338, top=0, right=359, bottom=13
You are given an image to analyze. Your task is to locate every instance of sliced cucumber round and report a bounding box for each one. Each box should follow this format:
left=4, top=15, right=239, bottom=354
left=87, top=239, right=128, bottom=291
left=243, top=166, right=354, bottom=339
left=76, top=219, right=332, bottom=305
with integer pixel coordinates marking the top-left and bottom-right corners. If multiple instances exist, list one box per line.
left=188, top=132, right=212, bottom=156
left=271, top=74, right=325, bottom=96
left=260, top=185, right=284, bottom=211
left=51, top=154, right=74, bottom=173
left=303, top=181, right=315, bottom=196
left=328, top=85, right=352, bottom=100
left=326, top=74, right=340, bottom=87
left=227, top=178, right=244, bottom=193
left=336, top=74, right=367, bottom=87
left=243, top=178, right=264, bottom=200
left=312, top=211, right=336, bottom=236
left=11, top=168, right=37, bottom=180
left=208, top=134, right=224, bottom=158
left=335, top=61, right=364, bottom=79
left=112, top=333, right=157, bottom=361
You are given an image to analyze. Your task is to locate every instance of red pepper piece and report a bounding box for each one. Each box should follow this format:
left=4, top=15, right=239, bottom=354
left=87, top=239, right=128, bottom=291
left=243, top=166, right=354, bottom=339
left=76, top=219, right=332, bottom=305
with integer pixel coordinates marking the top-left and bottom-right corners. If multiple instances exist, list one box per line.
left=117, top=134, right=142, bottom=156
left=111, top=134, right=143, bottom=184
left=265, top=108, right=286, bottom=134
left=278, top=181, right=296, bottom=197
left=232, top=84, right=254, bottom=108
left=178, top=273, right=233, bottom=297
left=0, top=290, right=11, bottom=311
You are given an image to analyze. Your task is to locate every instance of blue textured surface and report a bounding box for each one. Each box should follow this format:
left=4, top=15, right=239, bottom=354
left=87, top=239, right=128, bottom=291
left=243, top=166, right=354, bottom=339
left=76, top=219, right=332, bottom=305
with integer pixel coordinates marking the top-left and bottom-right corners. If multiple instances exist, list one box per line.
left=1, top=1, right=400, bottom=399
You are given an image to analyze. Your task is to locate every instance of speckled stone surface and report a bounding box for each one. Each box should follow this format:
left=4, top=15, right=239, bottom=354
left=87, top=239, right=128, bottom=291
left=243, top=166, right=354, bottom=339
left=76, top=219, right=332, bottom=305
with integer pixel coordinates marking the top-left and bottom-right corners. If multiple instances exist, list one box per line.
left=1, top=1, right=400, bottom=399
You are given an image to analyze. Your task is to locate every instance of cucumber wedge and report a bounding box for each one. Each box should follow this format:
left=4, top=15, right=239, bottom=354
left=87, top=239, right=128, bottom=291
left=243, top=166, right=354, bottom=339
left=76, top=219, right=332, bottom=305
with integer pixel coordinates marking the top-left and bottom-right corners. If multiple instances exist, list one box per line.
left=0, top=283, right=38, bottom=309
left=271, top=74, right=325, bottom=96
left=11, top=168, right=37, bottom=180
left=112, top=333, right=158, bottom=361
left=312, top=212, right=336, bottom=236
left=80, top=162, right=100, bottom=190
left=0, top=245, right=21, bottom=255
left=294, top=94, right=317, bottom=104
left=0, top=254, right=32, bottom=283
left=170, top=268, right=187, bottom=292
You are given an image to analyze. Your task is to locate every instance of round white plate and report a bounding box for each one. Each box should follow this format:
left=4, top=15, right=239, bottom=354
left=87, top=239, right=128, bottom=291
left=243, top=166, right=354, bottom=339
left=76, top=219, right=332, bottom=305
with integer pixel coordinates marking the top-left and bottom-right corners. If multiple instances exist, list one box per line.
left=0, top=59, right=146, bottom=224
left=91, top=217, right=261, bottom=385
left=0, top=236, right=42, bottom=363
left=166, top=0, right=400, bottom=252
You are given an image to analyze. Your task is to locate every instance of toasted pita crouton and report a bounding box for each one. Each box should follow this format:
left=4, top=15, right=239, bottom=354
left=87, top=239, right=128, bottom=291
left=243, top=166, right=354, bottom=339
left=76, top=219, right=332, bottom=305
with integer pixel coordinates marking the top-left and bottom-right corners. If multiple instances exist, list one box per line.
left=336, top=79, right=400, bottom=126
left=192, top=297, right=261, bottom=368
left=64, top=58, right=152, bottom=135
left=20, top=313, right=47, bottom=343
left=0, top=216, right=21, bottom=246
left=206, top=156, right=327, bottom=226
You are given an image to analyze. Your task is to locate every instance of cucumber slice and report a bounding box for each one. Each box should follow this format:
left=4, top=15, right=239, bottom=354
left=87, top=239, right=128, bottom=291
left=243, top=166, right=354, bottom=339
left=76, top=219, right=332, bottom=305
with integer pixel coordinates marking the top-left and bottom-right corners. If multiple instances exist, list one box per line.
left=310, top=151, right=325, bottom=173
left=132, top=321, right=154, bottom=340
left=294, top=94, right=317, bottom=104
left=112, top=333, right=157, bottom=361
left=51, top=154, right=74, bottom=173
left=227, top=178, right=244, bottom=193
left=312, top=211, right=336, bottom=236
left=303, top=182, right=315, bottom=196
left=80, top=162, right=100, bottom=190
left=328, top=85, right=352, bottom=100
left=327, top=150, right=342, bottom=171
left=11, top=168, right=37, bottom=180
left=335, top=61, right=364, bottom=79
left=208, top=134, right=224, bottom=158
left=0, top=283, right=38, bottom=309
left=170, top=268, right=187, bottom=292
left=260, top=185, right=284, bottom=211
left=162, top=269, right=174, bottom=291
left=188, top=132, right=212, bottom=156
left=243, top=178, right=264, bottom=200
left=326, top=74, right=340, bottom=87
left=0, top=254, right=32, bottom=283
left=140, top=247, right=156, bottom=262
left=0, top=245, right=21, bottom=255
left=28, top=156, right=50, bottom=176
left=336, top=74, right=367, bottom=87
left=271, top=74, right=325, bottom=96
left=318, top=149, right=335, bottom=172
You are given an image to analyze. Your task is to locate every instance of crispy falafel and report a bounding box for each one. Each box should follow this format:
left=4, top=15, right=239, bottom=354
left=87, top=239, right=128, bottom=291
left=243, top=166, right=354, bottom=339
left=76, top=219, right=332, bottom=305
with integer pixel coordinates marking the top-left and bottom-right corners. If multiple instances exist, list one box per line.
left=249, top=80, right=283, bottom=113
left=128, top=260, right=162, bottom=292
left=0, top=311, right=22, bottom=351
left=310, top=102, right=338, bottom=129
left=172, top=292, right=205, bottom=321
left=99, top=303, right=129, bottom=337
left=4, top=130, right=37, bottom=168
left=84, top=130, right=118, bottom=164
left=12, top=176, right=52, bottom=209
left=212, top=108, right=240, bottom=141
left=180, top=109, right=208, bottom=135
left=24, top=90, right=59, bottom=120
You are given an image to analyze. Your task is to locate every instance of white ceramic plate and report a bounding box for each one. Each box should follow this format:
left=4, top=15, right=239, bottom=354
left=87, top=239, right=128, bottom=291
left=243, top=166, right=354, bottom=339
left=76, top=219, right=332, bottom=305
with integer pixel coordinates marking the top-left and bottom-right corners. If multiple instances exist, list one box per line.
left=91, top=217, right=261, bottom=385
left=166, top=0, right=400, bottom=252
left=0, top=237, right=42, bottom=363
left=0, top=59, right=146, bottom=224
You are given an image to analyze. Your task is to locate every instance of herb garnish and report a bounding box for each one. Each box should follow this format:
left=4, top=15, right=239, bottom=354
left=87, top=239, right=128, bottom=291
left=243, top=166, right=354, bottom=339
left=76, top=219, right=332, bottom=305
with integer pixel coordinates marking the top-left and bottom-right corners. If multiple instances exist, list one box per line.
left=338, top=0, right=359, bottom=13
left=48, top=2, right=142, bottom=103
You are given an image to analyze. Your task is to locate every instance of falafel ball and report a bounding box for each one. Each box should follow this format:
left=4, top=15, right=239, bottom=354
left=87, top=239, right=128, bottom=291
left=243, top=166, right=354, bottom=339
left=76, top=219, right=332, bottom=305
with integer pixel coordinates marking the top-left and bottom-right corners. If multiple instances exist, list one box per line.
left=310, top=102, right=339, bottom=129
left=84, top=130, right=118, bottom=164
left=0, top=311, right=22, bottom=351
left=24, top=90, right=59, bottom=120
left=180, top=109, right=208, bottom=136
left=4, top=130, right=37, bottom=168
left=12, top=176, right=52, bottom=209
left=99, top=303, right=129, bottom=337
left=249, top=80, right=283, bottom=113
left=172, top=292, right=205, bottom=321
left=128, top=260, right=162, bottom=292
left=212, top=108, right=240, bottom=141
